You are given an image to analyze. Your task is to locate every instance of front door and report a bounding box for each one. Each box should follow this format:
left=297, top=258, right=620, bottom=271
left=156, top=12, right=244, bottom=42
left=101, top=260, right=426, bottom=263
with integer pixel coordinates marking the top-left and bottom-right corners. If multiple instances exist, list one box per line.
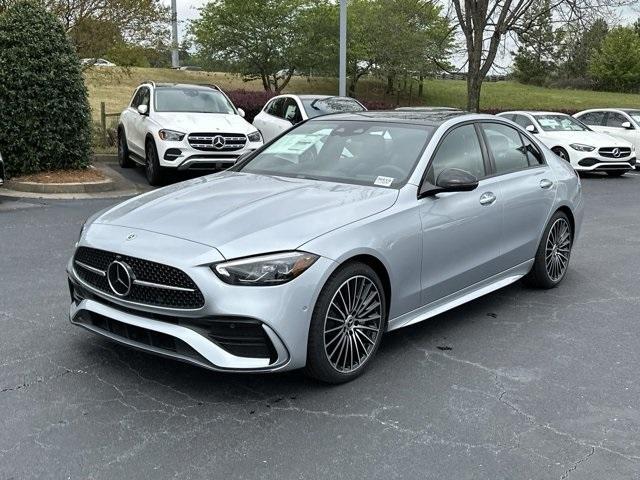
left=419, top=123, right=504, bottom=305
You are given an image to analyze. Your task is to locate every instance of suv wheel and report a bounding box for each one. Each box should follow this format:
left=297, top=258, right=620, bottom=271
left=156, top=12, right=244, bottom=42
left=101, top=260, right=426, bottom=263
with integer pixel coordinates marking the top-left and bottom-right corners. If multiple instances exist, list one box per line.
left=117, top=129, right=133, bottom=168
left=145, top=138, right=164, bottom=186
left=305, top=262, right=387, bottom=383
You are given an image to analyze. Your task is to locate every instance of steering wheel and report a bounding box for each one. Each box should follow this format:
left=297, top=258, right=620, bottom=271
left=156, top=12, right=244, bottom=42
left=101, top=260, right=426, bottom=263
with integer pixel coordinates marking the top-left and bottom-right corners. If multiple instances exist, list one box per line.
left=373, top=165, right=405, bottom=179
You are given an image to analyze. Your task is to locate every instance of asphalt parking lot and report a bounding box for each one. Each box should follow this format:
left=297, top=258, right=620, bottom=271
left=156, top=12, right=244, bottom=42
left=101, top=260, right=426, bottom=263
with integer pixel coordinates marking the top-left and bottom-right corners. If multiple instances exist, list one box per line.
left=1, top=171, right=640, bottom=479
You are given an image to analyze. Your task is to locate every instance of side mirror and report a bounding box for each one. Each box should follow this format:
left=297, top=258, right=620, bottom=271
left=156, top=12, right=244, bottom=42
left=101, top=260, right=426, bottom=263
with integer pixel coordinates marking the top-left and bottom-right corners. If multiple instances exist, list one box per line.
left=622, top=121, right=633, bottom=130
left=526, top=124, right=538, bottom=133
left=137, top=104, right=148, bottom=115
left=419, top=168, right=479, bottom=198
left=237, top=108, right=245, bottom=118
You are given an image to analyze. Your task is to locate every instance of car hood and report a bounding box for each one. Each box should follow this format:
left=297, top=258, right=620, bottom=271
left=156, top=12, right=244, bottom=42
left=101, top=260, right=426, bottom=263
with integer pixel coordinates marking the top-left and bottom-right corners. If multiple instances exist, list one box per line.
left=538, top=130, right=632, bottom=148
left=152, top=112, right=256, bottom=134
left=93, top=172, right=399, bottom=259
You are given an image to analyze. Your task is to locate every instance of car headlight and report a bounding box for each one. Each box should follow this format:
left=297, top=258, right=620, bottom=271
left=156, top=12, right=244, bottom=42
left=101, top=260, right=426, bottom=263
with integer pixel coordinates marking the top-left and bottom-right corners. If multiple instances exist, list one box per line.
left=569, top=143, right=595, bottom=152
left=212, top=251, right=319, bottom=286
left=158, top=129, right=185, bottom=141
left=247, top=130, right=262, bottom=143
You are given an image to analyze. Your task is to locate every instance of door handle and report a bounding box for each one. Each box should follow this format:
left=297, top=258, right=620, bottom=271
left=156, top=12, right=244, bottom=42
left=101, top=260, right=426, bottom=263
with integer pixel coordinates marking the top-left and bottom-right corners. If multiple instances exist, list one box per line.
left=540, top=179, right=554, bottom=189
left=479, top=192, right=496, bottom=206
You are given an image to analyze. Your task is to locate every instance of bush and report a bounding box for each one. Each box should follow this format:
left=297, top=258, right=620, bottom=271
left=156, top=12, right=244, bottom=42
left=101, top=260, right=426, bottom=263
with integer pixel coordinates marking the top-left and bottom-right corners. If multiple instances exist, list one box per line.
left=0, top=1, right=92, bottom=177
left=225, top=89, right=276, bottom=123
left=360, top=100, right=395, bottom=110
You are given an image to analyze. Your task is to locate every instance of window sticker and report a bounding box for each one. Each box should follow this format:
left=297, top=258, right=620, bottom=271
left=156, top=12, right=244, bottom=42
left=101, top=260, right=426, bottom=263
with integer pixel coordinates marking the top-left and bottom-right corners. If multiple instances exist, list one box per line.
left=374, top=176, right=394, bottom=187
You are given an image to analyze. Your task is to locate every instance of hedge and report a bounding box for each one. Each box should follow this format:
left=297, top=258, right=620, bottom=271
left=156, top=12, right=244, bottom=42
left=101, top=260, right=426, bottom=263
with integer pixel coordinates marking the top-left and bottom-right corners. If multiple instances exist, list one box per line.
left=0, top=1, right=92, bottom=177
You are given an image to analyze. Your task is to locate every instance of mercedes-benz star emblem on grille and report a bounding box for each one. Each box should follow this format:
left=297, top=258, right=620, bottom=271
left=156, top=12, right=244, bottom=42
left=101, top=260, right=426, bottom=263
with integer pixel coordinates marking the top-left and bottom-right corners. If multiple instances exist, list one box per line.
left=212, top=135, right=226, bottom=149
left=126, top=233, right=136, bottom=241
left=612, top=148, right=621, bottom=158
left=107, top=260, right=134, bottom=297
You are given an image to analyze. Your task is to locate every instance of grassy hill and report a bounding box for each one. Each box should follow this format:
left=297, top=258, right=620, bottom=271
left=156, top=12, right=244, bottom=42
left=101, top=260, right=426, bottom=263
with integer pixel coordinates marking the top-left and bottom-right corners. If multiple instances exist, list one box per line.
left=85, top=67, right=640, bottom=123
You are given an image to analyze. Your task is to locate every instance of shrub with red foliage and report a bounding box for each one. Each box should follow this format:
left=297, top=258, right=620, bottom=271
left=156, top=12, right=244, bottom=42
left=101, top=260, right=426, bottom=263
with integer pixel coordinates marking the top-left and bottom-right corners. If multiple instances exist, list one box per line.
left=225, top=89, right=276, bottom=123
left=360, top=99, right=395, bottom=111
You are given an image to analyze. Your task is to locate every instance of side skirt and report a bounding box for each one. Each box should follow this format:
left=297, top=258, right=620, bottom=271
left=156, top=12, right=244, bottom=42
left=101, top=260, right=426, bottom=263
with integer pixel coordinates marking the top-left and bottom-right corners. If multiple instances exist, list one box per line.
left=129, top=151, right=146, bottom=166
left=387, top=259, right=534, bottom=332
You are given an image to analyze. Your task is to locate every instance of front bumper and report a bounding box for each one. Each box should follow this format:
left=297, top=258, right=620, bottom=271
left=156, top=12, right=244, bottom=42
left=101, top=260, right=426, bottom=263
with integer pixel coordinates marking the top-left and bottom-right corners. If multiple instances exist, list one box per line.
left=67, top=225, right=335, bottom=373
left=572, top=154, right=635, bottom=172
left=157, top=138, right=262, bottom=170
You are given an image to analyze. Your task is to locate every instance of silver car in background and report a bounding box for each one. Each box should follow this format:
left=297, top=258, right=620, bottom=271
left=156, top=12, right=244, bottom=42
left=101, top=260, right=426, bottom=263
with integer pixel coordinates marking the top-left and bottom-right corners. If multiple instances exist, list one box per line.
left=67, top=112, right=583, bottom=383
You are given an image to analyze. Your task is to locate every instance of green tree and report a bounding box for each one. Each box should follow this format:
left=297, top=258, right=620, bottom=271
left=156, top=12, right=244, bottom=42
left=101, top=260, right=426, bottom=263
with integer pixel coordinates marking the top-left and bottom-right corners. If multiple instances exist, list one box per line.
left=560, top=18, right=609, bottom=79
left=589, top=26, right=640, bottom=92
left=0, top=1, right=92, bottom=176
left=191, top=0, right=329, bottom=92
left=512, top=0, right=557, bottom=85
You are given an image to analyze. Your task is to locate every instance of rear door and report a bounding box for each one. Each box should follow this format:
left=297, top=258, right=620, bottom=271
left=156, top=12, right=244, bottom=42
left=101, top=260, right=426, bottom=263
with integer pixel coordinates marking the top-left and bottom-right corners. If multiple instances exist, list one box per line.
left=479, top=121, right=556, bottom=269
left=601, top=111, right=640, bottom=150
left=418, top=123, right=504, bottom=305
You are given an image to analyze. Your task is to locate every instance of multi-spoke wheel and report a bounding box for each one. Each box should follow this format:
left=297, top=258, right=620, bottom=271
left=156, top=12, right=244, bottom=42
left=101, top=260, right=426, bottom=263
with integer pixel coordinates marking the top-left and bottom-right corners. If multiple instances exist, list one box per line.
left=145, top=138, right=164, bottom=186
left=117, top=128, right=133, bottom=168
left=324, top=275, right=382, bottom=374
left=306, top=263, right=387, bottom=383
left=524, top=211, right=573, bottom=289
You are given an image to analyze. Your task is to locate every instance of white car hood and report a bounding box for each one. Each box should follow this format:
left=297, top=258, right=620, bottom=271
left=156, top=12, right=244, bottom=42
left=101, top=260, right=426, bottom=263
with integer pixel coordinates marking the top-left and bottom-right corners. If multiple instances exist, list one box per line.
left=537, top=130, right=632, bottom=148
left=153, top=112, right=256, bottom=134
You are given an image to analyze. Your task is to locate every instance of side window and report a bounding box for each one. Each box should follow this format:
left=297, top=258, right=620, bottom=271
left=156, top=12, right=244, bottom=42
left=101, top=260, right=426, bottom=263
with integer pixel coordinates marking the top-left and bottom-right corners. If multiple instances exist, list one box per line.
left=513, top=115, right=533, bottom=130
left=520, top=135, right=544, bottom=166
left=426, top=125, right=486, bottom=184
left=578, top=111, right=605, bottom=126
left=482, top=123, right=530, bottom=174
left=606, top=112, right=628, bottom=128
left=130, top=88, right=143, bottom=108
left=283, top=98, right=302, bottom=123
left=267, top=98, right=285, bottom=118
left=139, top=87, right=150, bottom=110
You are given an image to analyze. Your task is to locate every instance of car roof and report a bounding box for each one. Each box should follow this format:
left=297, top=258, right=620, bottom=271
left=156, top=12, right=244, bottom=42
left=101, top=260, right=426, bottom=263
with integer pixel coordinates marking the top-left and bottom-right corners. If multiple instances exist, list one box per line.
left=395, top=106, right=463, bottom=112
left=503, top=111, right=570, bottom=116
left=153, top=83, right=221, bottom=91
left=307, top=110, right=477, bottom=126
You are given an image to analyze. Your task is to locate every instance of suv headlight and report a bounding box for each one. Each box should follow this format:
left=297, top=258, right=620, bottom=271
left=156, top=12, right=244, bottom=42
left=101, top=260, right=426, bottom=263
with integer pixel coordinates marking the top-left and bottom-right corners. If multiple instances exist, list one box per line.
left=569, top=143, right=595, bottom=152
left=212, top=251, right=319, bottom=286
left=247, top=131, right=262, bottom=143
left=158, top=129, right=185, bottom=141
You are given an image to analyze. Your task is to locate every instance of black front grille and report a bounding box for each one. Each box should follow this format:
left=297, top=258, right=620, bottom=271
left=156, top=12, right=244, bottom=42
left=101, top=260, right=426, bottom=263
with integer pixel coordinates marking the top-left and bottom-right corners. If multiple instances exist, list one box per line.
left=75, top=310, right=207, bottom=364
left=599, top=147, right=632, bottom=158
left=205, top=319, right=275, bottom=360
left=74, top=247, right=205, bottom=309
left=188, top=133, right=247, bottom=151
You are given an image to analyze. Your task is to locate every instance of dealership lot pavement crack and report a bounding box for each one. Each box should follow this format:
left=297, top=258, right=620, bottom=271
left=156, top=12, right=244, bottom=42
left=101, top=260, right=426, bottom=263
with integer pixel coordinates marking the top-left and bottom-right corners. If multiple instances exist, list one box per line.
left=2, top=174, right=640, bottom=479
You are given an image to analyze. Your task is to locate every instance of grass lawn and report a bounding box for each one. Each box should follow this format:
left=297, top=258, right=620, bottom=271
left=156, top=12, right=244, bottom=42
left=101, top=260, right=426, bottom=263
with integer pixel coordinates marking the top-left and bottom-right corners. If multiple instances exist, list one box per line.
left=85, top=67, right=640, bottom=124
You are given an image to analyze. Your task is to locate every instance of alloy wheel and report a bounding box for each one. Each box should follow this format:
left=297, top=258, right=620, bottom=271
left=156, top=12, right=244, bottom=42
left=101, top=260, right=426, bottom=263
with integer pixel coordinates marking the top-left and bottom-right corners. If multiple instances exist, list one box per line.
left=545, top=218, right=571, bottom=282
left=323, top=275, right=382, bottom=374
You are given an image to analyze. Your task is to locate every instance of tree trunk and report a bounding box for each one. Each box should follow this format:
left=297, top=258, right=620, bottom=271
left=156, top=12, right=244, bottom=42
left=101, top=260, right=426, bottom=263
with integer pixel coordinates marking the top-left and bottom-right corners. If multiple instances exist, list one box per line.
left=260, top=72, right=271, bottom=92
left=418, top=75, right=424, bottom=97
left=466, top=73, right=482, bottom=112
left=386, top=74, right=394, bottom=94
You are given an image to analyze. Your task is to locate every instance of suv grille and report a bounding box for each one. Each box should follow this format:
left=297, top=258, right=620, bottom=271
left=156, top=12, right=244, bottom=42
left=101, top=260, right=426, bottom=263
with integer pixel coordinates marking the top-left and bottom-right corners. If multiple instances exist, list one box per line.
left=599, top=147, right=632, bottom=159
left=188, top=133, right=247, bottom=151
left=73, top=247, right=205, bottom=309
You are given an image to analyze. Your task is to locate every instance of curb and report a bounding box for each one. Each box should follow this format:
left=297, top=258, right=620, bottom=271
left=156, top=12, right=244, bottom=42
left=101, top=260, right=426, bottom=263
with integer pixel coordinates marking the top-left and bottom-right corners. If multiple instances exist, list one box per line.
left=6, top=178, right=115, bottom=194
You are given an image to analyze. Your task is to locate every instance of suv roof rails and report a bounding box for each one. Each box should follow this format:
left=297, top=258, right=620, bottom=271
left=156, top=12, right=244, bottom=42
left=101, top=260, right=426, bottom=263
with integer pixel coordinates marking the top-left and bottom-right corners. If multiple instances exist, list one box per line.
left=139, top=80, right=156, bottom=87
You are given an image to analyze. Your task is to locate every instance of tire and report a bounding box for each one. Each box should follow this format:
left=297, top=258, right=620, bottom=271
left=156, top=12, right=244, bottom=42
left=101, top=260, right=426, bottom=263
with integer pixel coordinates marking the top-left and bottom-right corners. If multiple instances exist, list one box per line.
left=117, top=128, right=134, bottom=168
left=551, top=147, right=570, bottom=162
left=305, top=262, right=387, bottom=384
left=606, top=170, right=626, bottom=177
left=523, top=211, right=573, bottom=289
left=145, top=138, right=164, bottom=186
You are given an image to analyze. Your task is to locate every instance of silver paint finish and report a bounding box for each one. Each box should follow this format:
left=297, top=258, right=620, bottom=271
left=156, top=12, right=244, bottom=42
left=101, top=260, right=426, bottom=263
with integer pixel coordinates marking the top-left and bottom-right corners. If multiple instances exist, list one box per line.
left=68, top=114, right=584, bottom=373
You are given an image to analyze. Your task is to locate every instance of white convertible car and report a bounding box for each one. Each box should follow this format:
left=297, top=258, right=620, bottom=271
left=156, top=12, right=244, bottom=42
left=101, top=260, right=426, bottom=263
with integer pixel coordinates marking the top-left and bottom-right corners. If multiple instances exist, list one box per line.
left=497, top=111, right=635, bottom=176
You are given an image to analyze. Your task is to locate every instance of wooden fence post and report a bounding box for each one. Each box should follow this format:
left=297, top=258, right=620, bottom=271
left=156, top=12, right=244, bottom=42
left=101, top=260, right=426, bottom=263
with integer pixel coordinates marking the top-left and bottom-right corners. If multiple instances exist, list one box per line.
left=100, top=102, right=107, bottom=147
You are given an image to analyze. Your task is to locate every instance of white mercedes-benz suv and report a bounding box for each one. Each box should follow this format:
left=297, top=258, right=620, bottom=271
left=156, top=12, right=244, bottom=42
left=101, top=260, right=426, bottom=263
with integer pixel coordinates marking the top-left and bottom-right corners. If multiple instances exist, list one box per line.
left=118, top=82, right=263, bottom=185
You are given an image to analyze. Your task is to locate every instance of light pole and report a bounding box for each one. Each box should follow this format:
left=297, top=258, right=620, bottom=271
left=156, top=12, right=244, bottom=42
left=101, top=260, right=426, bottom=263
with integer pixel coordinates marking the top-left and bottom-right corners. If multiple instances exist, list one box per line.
left=338, top=0, right=347, bottom=96
left=171, top=0, right=179, bottom=68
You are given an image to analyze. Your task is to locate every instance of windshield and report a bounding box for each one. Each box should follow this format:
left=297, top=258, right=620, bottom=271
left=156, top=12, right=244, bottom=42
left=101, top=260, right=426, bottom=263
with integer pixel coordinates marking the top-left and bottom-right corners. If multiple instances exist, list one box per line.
left=301, top=97, right=366, bottom=118
left=154, top=88, right=236, bottom=114
left=534, top=114, right=589, bottom=132
left=238, top=121, right=432, bottom=187
left=623, top=110, right=640, bottom=124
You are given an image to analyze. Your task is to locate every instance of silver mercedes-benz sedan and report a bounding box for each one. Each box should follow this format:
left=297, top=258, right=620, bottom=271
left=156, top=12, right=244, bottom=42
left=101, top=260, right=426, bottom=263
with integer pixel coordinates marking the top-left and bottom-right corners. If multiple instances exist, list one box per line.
left=67, top=111, right=583, bottom=383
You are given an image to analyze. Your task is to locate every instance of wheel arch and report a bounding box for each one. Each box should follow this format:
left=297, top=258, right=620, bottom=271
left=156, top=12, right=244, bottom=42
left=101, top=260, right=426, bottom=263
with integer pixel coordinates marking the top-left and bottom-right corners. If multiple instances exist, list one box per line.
left=555, top=205, right=575, bottom=235
left=334, top=253, right=392, bottom=315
